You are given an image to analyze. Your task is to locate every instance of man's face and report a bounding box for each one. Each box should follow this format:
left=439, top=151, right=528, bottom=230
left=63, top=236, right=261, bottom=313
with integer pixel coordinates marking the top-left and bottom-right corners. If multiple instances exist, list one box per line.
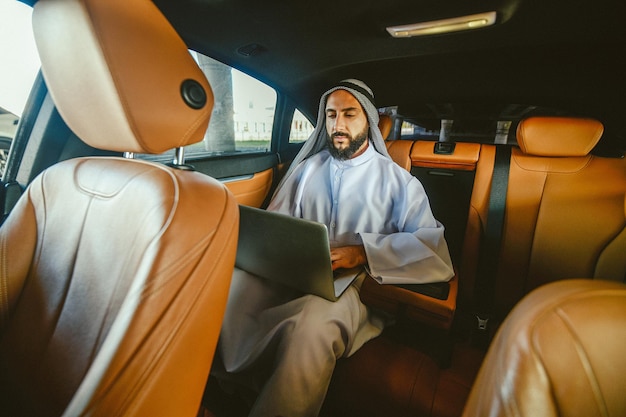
left=325, top=90, right=369, bottom=160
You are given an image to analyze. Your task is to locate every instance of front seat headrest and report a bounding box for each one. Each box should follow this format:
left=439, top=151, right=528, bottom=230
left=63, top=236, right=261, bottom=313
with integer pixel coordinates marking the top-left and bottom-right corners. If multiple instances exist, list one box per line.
left=32, top=0, right=214, bottom=154
left=516, top=117, right=603, bottom=157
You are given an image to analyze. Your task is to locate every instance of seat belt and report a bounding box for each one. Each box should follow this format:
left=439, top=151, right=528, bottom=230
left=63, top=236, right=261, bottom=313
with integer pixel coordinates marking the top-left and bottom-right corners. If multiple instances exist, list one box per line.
left=473, top=145, right=511, bottom=344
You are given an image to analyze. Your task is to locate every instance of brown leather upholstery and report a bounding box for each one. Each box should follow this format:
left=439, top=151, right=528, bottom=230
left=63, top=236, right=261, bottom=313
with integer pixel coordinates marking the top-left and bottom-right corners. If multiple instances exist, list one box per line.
left=224, top=168, right=274, bottom=207
left=385, top=139, right=414, bottom=171
left=0, top=0, right=238, bottom=416
left=32, top=0, right=214, bottom=154
left=517, top=116, right=604, bottom=157
left=463, top=279, right=626, bottom=417
left=411, top=141, right=481, bottom=171
left=378, top=113, right=413, bottom=172
left=459, top=117, right=626, bottom=319
left=380, top=114, right=415, bottom=171
left=360, top=273, right=459, bottom=330
left=458, top=144, right=496, bottom=310
left=379, top=114, right=393, bottom=139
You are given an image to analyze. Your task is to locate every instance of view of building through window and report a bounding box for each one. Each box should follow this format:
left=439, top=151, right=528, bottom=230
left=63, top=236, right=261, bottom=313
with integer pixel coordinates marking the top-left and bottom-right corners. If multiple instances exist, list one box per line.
left=0, top=2, right=40, bottom=176
left=186, top=52, right=278, bottom=155
left=142, top=51, right=315, bottom=161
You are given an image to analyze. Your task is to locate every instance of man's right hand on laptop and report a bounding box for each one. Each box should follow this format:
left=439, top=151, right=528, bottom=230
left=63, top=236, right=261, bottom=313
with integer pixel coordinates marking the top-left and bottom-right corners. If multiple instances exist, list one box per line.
left=330, top=245, right=366, bottom=271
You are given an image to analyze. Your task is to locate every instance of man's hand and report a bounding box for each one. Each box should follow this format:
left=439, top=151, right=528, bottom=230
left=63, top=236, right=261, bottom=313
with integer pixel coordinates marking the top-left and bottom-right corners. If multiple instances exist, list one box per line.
left=330, top=245, right=367, bottom=271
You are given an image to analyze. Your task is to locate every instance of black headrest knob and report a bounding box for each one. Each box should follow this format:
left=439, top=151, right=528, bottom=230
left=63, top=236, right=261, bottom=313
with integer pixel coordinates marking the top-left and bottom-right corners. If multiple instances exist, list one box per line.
left=181, top=79, right=207, bottom=109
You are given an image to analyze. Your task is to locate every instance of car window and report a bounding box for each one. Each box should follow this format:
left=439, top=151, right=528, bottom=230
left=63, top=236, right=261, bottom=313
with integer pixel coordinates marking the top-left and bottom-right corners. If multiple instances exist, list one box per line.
left=139, top=52, right=277, bottom=162
left=0, top=2, right=40, bottom=176
left=400, top=118, right=514, bottom=144
left=289, top=108, right=314, bottom=144
left=0, top=2, right=39, bottom=119
left=400, top=120, right=439, bottom=141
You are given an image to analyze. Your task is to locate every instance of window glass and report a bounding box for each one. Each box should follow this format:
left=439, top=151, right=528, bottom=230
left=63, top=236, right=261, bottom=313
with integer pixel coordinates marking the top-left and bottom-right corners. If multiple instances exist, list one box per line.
left=0, top=2, right=39, bottom=118
left=399, top=118, right=513, bottom=143
left=289, top=109, right=314, bottom=144
left=140, top=52, right=277, bottom=161
left=0, top=2, right=40, bottom=175
left=400, top=120, right=439, bottom=140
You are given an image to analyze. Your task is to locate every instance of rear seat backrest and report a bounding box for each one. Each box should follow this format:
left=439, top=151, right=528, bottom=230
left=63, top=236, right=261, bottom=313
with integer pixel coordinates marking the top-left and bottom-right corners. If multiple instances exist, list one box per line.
left=378, top=114, right=393, bottom=140
left=385, top=140, right=413, bottom=171
left=462, top=116, right=626, bottom=320
left=380, top=114, right=415, bottom=172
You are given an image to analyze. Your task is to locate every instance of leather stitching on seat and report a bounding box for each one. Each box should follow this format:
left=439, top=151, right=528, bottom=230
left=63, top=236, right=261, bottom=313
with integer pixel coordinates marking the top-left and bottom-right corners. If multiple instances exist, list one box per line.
left=553, top=307, right=609, bottom=417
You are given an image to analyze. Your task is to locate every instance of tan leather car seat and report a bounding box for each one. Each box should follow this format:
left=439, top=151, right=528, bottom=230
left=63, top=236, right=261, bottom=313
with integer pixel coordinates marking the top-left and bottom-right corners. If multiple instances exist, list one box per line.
left=460, top=117, right=626, bottom=320
left=379, top=113, right=393, bottom=140
left=0, top=0, right=239, bottom=416
left=463, top=279, right=626, bottom=417
left=381, top=115, right=415, bottom=172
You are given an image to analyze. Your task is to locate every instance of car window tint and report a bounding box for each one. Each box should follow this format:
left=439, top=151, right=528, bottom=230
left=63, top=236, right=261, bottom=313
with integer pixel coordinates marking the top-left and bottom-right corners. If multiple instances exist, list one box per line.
left=400, top=120, right=440, bottom=140
left=289, top=108, right=314, bottom=144
left=0, top=2, right=40, bottom=119
left=400, top=118, right=514, bottom=144
left=139, top=52, right=276, bottom=162
left=1, top=2, right=41, bottom=176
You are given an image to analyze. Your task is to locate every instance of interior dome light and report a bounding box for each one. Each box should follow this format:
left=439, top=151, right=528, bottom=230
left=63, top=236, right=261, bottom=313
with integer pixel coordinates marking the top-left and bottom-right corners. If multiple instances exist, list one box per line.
left=386, top=11, right=497, bottom=38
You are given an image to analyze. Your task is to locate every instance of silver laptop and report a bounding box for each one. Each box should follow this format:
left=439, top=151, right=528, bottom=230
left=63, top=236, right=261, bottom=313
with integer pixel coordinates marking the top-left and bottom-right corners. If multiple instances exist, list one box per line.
left=236, top=205, right=364, bottom=301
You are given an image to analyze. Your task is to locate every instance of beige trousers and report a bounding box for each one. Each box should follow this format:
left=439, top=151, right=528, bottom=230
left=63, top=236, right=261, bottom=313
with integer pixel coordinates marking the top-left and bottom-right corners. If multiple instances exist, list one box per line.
left=214, top=268, right=385, bottom=417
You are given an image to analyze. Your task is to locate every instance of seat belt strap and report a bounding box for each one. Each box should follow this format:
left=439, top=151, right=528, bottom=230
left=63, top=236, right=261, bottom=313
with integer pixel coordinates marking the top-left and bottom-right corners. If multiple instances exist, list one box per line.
left=474, top=145, right=511, bottom=330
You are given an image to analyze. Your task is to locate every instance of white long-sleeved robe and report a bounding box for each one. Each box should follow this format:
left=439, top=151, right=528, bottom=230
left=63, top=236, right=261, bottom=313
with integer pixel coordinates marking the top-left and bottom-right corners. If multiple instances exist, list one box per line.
left=269, top=145, right=453, bottom=284
left=215, top=144, right=454, bottom=417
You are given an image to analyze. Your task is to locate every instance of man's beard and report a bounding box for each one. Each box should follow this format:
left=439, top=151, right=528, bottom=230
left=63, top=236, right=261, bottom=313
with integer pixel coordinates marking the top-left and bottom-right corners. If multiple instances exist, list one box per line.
left=327, top=128, right=368, bottom=160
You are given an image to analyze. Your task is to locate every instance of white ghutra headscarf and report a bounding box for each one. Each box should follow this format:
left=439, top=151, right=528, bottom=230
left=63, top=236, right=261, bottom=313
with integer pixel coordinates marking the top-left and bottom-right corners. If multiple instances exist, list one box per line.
left=274, top=79, right=391, bottom=196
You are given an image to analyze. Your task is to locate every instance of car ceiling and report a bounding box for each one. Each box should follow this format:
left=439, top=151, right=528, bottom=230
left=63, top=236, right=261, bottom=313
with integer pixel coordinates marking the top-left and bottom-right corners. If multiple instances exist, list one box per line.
left=21, top=0, right=626, bottom=147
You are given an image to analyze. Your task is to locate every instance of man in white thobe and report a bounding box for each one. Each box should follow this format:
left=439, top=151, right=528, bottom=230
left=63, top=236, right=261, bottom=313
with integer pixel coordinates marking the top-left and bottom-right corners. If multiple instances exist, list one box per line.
left=213, top=79, right=454, bottom=417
